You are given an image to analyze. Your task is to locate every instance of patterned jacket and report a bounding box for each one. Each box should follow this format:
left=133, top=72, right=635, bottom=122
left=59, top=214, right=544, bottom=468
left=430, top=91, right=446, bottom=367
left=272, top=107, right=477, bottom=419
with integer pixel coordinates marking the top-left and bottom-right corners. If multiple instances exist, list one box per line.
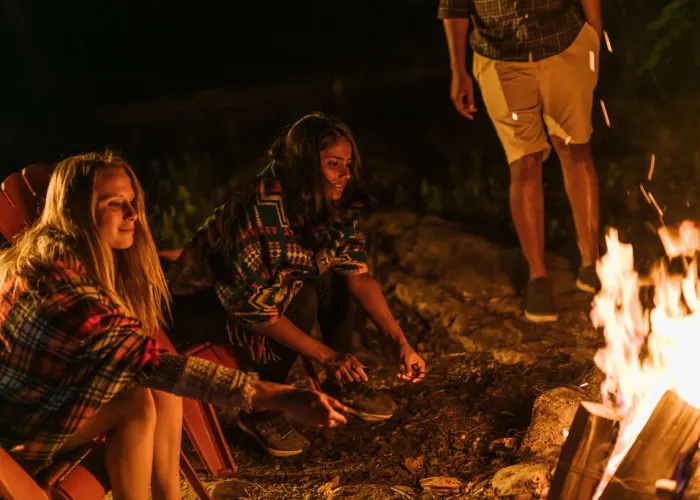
left=169, top=177, right=368, bottom=360
left=0, top=253, right=257, bottom=468
left=438, top=0, right=586, bottom=62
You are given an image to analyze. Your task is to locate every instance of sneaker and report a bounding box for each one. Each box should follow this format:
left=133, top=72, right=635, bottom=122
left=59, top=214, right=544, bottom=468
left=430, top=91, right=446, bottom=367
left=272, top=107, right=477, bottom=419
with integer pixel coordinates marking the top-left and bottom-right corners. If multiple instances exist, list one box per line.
left=524, top=277, right=558, bottom=323
left=576, top=265, right=600, bottom=293
left=321, top=381, right=397, bottom=422
left=235, top=411, right=309, bottom=457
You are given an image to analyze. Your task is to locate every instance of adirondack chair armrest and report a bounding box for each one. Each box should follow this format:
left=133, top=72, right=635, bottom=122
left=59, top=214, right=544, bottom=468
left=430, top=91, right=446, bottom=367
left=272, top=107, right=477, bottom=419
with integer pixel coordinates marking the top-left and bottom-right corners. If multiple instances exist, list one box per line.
left=0, top=446, right=49, bottom=500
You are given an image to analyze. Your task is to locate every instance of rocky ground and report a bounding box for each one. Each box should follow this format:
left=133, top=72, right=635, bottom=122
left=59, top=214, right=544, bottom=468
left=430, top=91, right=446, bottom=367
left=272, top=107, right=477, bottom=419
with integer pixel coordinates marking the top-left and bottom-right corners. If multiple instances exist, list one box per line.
left=169, top=210, right=614, bottom=500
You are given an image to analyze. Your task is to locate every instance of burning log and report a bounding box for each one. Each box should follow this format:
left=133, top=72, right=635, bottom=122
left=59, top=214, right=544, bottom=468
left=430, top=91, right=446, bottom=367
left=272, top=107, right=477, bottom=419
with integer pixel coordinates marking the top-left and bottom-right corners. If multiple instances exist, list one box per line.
left=548, top=401, right=620, bottom=500
left=598, top=390, right=700, bottom=499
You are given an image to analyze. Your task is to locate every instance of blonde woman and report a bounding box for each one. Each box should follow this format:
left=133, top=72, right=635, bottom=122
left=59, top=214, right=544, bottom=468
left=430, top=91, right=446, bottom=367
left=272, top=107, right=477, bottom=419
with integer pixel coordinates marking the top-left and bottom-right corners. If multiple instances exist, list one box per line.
left=0, top=152, right=347, bottom=500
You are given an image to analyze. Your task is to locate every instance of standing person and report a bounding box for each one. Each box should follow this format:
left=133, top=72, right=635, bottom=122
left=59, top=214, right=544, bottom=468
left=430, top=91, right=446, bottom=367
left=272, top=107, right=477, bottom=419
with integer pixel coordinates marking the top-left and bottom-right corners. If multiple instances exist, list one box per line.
left=168, top=112, right=427, bottom=457
left=0, top=151, right=348, bottom=500
left=439, top=0, right=603, bottom=322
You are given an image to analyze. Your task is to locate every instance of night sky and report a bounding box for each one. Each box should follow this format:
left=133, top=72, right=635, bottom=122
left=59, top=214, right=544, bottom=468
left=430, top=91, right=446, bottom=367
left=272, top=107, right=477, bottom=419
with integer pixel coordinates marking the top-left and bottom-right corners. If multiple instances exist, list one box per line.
left=2, top=1, right=437, bottom=113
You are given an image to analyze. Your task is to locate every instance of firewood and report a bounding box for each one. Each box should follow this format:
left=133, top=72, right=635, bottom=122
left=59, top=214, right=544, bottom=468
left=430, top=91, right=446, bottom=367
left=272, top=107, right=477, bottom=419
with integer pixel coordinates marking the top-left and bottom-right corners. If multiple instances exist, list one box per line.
left=599, top=390, right=700, bottom=499
left=548, top=401, right=621, bottom=500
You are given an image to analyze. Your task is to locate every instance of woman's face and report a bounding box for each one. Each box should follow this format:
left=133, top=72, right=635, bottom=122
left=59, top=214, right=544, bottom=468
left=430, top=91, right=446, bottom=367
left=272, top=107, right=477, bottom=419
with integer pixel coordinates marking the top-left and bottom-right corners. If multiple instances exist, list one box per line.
left=320, top=137, right=353, bottom=201
left=93, top=167, right=138, bottom=249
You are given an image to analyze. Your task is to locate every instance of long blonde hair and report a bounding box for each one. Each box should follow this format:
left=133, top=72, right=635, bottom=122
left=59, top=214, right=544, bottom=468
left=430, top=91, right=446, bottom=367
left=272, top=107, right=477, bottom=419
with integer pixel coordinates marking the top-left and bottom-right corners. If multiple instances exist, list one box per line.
left=0, top=151, right=170, bottom=334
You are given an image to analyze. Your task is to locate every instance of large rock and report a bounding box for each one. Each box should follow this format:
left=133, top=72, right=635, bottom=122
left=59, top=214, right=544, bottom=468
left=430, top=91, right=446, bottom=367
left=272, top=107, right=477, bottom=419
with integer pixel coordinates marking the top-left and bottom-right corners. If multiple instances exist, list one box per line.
left=491, top=462, right=552, bottom=498
left=519, top=388, right=584, bottom=462
left=368, top=212, right=575, bottom=300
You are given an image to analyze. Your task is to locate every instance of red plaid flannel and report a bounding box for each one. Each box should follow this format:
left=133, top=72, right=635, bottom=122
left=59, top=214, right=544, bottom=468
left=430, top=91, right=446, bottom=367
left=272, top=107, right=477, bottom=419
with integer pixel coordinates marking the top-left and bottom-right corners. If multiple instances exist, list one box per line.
left=0, top=254, right=159, bottom=466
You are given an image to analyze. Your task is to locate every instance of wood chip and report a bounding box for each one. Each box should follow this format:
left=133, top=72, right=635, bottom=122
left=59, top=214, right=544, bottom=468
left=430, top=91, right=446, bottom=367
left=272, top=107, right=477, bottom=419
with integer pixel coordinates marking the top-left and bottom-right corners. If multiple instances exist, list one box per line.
left=420, top=476, right=462, bottom=493
left=404, top=455, right=424, bottom=474
left=317, top=475, right=340, bottom=495
left=391, top=485, right=416, bottom=498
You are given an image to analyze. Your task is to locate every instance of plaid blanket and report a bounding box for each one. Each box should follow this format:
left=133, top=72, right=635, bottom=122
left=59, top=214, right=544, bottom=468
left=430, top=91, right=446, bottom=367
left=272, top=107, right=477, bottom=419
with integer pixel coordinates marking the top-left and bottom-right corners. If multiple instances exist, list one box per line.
left=170, top=177, right=368, bottom=361
left=0, top=254, right=159, bottom=466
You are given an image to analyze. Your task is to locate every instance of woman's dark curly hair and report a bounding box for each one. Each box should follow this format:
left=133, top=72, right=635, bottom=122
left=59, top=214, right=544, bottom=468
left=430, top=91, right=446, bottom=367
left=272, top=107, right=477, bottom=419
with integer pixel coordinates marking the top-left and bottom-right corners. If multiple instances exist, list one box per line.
left=261, top=112, right=372, bottom=250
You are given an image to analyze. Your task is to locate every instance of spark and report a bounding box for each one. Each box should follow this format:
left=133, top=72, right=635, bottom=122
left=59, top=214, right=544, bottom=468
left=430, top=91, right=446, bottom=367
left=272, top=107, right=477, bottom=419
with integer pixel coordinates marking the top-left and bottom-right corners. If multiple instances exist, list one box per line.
left=589, top=50, right=596, bottom=72
left=600, top=99, right=611, bottom=127
left=647, top=191, right=665, bottom=224
left=562, top=429, right=570, bottom=439
left=512, top=112, right=519, bottom=121
left=647, top=153, right=656, bottom=181
left=580, top=382, right=589, bottom=388
left=603, top=30, right=613, bottom=53
left=639, top=184, right=651, bottom=204
left=565, top=136, right=572, bottom=145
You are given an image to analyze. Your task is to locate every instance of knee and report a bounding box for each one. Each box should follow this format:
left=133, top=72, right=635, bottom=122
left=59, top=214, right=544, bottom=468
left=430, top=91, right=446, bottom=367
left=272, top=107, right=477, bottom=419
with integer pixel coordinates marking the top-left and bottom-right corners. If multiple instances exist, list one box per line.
left=552, top=137, right=592, bottom=164
left=510, top=153, right=542, bottom=184
left=123, top=387, right=158, bottom=428
left=151, top=390, right=183, bottom=423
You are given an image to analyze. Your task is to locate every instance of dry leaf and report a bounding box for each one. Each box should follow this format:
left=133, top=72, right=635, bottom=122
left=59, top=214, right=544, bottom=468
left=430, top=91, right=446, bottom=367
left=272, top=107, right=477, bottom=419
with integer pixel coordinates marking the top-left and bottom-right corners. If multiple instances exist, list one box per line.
left=317, top=475, right=340, bottom=494
left=420, top=476, right=462, bottom=493
left=404, top=455, right=424, bottom=474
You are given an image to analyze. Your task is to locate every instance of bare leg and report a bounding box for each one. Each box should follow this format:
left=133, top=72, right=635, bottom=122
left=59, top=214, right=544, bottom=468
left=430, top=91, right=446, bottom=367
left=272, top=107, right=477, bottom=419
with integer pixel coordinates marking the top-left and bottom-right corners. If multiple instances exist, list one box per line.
left=551, top=137, right=600, bottom=267
left=509, top=151, right=547, bottom=279
left=59, top=387, right=157, bottom=500
left=151, top=390, right=183, bottom=500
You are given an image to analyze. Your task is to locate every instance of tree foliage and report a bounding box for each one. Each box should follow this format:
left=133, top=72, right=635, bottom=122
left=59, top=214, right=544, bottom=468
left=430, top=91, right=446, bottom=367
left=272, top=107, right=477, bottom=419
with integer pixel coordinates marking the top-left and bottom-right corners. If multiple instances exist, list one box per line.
left=641, top=0, right=700, bottom=78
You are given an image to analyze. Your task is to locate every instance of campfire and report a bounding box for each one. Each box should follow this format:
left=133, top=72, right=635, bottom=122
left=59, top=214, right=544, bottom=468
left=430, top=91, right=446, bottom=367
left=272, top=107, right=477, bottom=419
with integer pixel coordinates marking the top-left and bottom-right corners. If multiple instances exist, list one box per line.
left=549, top=222, right=700, bottom=499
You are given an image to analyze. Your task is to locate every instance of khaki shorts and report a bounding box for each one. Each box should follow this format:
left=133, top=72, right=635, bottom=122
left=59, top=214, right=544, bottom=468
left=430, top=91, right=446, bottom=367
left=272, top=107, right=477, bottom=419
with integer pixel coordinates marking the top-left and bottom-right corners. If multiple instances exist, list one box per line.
left=473, top=23, right=600, bottom=165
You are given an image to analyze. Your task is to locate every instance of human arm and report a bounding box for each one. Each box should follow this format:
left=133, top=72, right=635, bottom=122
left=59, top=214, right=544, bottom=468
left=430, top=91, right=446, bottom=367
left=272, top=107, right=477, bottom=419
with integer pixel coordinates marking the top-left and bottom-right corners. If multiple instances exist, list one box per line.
left=255, top=317, right=367, bottom=384
left=137, top=353, right=347, bottom=427
left=580, top=0, right=602, bottom=38
left=443, top=18, right=477, bottom=119
left=345, top=273, right=426, bottom=382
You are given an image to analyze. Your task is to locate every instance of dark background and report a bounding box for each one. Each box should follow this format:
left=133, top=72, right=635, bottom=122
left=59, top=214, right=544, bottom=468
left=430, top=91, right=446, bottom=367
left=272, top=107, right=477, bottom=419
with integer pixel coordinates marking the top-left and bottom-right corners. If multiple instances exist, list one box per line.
left=1, top=0, right=698, bottom=256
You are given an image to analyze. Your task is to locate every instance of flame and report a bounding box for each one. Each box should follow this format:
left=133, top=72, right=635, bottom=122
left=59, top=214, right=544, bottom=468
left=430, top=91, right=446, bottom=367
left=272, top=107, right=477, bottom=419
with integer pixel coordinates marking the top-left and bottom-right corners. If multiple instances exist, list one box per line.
left=591, top=222, right=700, bottom=498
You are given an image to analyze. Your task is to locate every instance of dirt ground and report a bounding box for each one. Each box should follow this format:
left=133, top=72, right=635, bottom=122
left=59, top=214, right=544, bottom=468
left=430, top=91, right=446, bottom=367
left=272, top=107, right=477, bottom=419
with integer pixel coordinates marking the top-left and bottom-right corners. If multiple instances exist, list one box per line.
left=176, top=212, right=607, bottom=500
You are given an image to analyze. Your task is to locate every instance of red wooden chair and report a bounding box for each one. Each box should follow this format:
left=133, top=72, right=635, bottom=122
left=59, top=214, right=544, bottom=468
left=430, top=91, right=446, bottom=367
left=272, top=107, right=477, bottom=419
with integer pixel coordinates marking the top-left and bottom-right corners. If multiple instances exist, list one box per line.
left=1, top=443, right=210, bottom=500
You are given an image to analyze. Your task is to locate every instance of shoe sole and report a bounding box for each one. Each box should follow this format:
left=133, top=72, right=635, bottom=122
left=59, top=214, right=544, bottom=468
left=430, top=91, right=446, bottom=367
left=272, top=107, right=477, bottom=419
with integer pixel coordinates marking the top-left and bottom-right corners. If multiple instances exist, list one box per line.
left=524, top=310, right=559, bottom=323
left=575, top=278, right=597, bottom=294
left=235, top=416, right=306, bottom=457
left=344, top=406, right=394, bottom=422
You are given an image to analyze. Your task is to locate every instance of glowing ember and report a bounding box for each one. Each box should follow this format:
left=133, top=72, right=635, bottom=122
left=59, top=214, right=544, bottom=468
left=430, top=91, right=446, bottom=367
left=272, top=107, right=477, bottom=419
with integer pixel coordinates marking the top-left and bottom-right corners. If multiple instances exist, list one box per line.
left=591, top=223, right=700, bottom=498
left=639, top=184, right=651, bottom=204
left=603, top=30, right=613, bottom=53
left=647, top=191, right=665, bottom=224
left=565, top=135, right=572, bottom=146
left=512, top=112, right=519, bottom=121
left=648, top=153, right=656, bottom=181
left=590, top=50, right=596, bottom=72
left=600, top=99, right=611, bottom=127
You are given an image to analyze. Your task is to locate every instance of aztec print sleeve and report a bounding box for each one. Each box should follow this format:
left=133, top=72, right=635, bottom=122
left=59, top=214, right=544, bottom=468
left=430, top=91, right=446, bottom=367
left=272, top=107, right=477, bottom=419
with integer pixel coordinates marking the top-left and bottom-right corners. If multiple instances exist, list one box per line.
left=212, top=183, right=289, bottom=327
left=331, top=220, right=369, bottom=276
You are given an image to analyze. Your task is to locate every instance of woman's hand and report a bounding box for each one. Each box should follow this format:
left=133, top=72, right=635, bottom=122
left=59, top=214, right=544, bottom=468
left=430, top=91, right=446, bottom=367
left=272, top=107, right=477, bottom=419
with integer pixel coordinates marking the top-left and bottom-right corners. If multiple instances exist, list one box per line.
left=253, top=382, right=348, bottom=427
left=321, top=352, right=368, bottom=385
left=282, top=390, right=349, bottom=428
left=394, top=343, right=426, bottom=383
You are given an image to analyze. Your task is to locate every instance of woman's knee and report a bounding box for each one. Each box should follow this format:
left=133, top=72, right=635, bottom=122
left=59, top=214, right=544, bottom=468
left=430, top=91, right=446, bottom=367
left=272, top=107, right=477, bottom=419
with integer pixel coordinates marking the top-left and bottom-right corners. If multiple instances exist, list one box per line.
left=122, top=387, right=158, bottom=427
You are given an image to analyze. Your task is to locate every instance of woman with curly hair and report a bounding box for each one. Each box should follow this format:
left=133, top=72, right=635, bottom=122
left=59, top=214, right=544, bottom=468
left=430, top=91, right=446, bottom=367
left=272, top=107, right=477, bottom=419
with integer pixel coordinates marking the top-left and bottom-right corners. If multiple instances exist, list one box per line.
left=169, top=112, right=426, bottom=457
left=0, top=151, right=348, bottom=500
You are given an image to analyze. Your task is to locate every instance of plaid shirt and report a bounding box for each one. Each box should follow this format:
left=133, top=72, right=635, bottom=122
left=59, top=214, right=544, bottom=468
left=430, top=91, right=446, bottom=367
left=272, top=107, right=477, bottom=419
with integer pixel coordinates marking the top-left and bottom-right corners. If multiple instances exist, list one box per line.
left=438, top=0, right=586, bottom=61
left=0, top=254, right=159, bottom=465
left=170, top=176, right=368, bottom=360
left=0, top=252, right=259, bottom=468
